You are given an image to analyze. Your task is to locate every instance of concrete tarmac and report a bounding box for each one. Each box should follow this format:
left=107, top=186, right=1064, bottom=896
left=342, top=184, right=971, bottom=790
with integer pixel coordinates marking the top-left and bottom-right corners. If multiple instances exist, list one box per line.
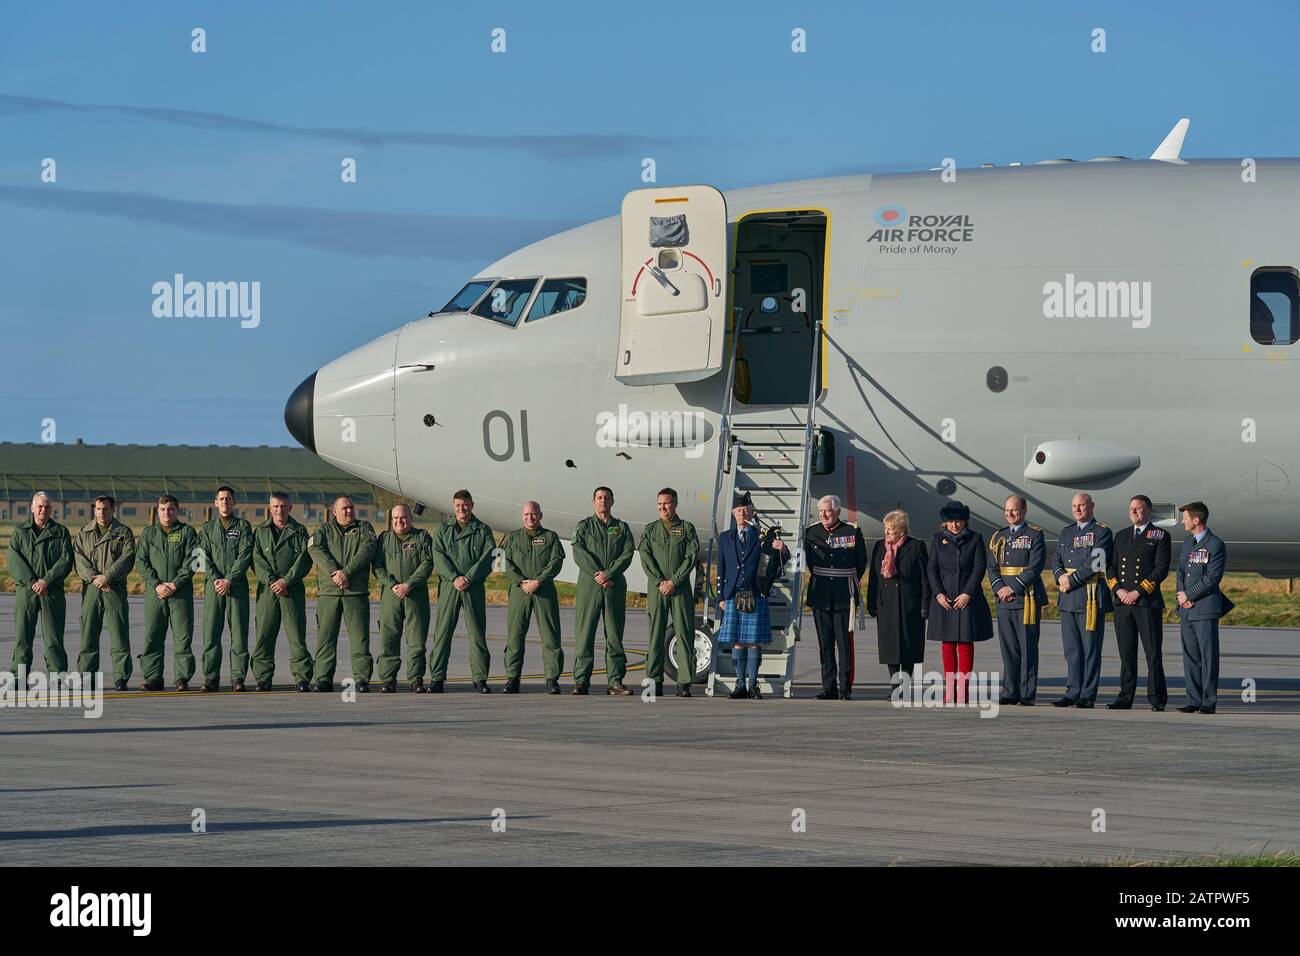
left=1, top=594, right=1297, bottom=865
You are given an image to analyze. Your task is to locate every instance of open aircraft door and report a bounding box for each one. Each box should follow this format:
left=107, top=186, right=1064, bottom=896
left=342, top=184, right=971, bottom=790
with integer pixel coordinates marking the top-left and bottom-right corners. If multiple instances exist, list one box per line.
left=616, top=185, right=728, bottom=385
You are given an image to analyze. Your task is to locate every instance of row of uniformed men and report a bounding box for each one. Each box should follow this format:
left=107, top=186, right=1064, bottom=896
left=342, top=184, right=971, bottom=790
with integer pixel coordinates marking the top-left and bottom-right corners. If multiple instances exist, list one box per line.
left=7, top=485, right=703, bottom=695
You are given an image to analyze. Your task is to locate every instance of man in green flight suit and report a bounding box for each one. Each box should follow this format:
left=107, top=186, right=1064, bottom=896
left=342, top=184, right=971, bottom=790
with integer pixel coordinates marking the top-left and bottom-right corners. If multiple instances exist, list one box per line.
left=137, top=494, right=200, bottom=691
left=372, top=503, right=434, bottom=694
left=198, top=485, right=254, bottom=692
left=309, top=495, right=377, bottom=693
left=640, top=487, right=700, bottom=698
left=570, top=486, right=635, bottom=696
left=73, top=495, right=136, bottom=690
left=8, top=491, right=74, bottom=687
left=251, top=491, right=314, bottom=692
left=429, top=489, right=497, bottom=694
left=501, top=500, right=565, bottom=695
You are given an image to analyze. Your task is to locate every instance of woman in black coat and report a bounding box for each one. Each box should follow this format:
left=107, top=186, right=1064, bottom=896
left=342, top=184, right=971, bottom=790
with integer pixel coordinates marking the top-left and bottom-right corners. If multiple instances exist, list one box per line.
left=926, top=500, right=993, bottom=703
left=866, top=510, right=930, bottom=695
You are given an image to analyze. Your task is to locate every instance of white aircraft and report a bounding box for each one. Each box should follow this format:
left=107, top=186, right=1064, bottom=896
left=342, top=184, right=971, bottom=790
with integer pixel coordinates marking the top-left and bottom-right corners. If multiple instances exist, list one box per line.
left=285, top=120, right=1299, bottom=689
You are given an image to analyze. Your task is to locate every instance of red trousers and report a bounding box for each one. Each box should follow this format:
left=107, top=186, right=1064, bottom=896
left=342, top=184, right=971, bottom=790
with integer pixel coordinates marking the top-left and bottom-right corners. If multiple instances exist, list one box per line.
left=941, top=642, right=974, bottom=703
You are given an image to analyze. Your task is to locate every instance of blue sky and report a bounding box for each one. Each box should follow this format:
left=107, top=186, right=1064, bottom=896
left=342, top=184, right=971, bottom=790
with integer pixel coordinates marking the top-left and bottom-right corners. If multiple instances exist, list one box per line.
left=2, top=0, right=1298, bottom=446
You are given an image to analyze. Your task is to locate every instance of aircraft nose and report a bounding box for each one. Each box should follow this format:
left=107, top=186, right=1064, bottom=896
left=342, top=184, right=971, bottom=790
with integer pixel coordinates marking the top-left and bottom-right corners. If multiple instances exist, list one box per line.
left=284, top=371, right=317, bottom=452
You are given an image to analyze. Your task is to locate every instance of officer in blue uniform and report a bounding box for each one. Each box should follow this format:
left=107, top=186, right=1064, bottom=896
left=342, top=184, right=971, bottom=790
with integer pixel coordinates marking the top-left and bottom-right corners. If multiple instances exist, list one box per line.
left=1050, top=493, right=1113, bottom=708
left=1175, top=501, right=1233, bottom=714
left=1106, top=494, right=1171, bottom=711
left=987, top=495, right=1047, bottom=706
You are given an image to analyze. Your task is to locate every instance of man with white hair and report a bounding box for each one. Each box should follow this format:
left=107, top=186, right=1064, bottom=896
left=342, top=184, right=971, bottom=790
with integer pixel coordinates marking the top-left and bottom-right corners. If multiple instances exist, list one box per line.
left=8, top=492, right=74, bottom=685
left=803, top=494, right=868, bottom=700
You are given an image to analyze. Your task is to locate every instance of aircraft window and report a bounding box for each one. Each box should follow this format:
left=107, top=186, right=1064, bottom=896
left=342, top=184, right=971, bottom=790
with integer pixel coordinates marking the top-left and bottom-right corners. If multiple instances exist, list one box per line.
left=525, top=277, right=588, bottom=322
left=438, top=280, right=493, bottom=314
left=472, top=278, right=538, bottom=327
left=1250, top=268, right=1300, bottom=345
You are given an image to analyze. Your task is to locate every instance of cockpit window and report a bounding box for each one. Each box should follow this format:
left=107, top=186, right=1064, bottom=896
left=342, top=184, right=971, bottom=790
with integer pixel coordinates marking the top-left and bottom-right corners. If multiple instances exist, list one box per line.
left=525, top=277, right=588, bottom=322
left=438, top=280, right=493, bottom=314
left=472, top=278, right=538, bottom=327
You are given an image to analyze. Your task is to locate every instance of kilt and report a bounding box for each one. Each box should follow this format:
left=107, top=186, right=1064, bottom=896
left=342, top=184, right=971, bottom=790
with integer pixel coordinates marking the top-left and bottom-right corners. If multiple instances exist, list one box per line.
left=718, top=596, right=772, bottom=645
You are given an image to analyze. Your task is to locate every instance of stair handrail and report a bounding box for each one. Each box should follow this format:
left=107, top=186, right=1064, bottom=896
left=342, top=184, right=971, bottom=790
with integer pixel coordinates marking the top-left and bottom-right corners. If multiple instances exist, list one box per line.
left=787, top=317, right=823, bottom=643
left=704, top=317, right=743, bottom=615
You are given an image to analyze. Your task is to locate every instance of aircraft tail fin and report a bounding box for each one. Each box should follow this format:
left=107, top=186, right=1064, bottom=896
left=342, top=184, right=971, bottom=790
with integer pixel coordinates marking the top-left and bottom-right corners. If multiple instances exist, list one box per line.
left=1150, top=118, right=1190, bottom=162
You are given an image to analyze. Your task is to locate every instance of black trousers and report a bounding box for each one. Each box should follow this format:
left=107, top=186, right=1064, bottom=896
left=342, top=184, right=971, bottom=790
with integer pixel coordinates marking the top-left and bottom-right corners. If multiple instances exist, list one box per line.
left=1113, top=603, right=1167, bottom=706
left=813, top=608, right=854, bottom=694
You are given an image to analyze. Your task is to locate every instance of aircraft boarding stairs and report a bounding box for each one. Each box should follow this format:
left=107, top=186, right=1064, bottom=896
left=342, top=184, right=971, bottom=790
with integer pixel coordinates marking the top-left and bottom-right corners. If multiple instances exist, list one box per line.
left=703, top=321, right=821, bottom=699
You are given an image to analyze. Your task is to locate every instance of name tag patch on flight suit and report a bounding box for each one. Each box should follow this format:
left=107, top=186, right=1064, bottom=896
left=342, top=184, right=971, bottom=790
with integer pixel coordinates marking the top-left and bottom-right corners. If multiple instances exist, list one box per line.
left=670, top=528, right=684, bottom=536
left=402, top=542, right=416, bottom=552
left=531, top=537, right=545, bottom=546
left=226, top=529, right=241, bottom=539
left=168, top=533, right=181, bottom=543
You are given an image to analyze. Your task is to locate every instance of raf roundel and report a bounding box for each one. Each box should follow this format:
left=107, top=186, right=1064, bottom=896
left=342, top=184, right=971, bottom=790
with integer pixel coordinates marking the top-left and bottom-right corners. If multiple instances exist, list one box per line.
left=874, top=204, right=906, bottom=227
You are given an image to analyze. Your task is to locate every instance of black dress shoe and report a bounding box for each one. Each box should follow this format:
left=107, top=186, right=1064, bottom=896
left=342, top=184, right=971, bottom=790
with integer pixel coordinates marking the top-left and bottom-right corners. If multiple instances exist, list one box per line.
left=1105, top=700, right=1132, bottom=710
left=1150, top=704, right=1165, bottom=711
left=113, top=679, right=129, bottom=692
left=654, top=681, right=664, bottom=697
left=141, top=679, right=163, bottom=691
left=571, top=684, right=590, bottom=696
left=1076, top=699, right=1095, bottom=709
left=355, top=681, right=369, bottom=693
left=1019, top=699, right=1036, bottom=706
left=1200, top=706, right=1216, bottom=714
left=815, top=690, right=840, bottom=700
left=1052, top=696, right=1076, bottom=707
left=175, top=679, right=189, bottom=692
left=202, top=679, right=219, bottom=692
left=428, top=680, right=444, bottom=694
left=232, top=678, right=246, bottom=693
left=380, top=682, right=396, bottom=694
left=728, top=685, right=749, bottom=699
left=998, top=697, right=1020, bottom=706
left=676, top=684, right=692, bottom=698
left=296, top=680, right=310, bottom=692
left=474, top=681, right=492, bottom=694
left=546, top=680, right=561, bottom=695
left=748, top=684, right=763, bottom=700
left=504, top=678, right=520, bottom=694
left=315, top=681, right=334, bottom=693
left=259, top=682, right=274, bottom=692
left=410, top=680, right=426, bottom=694
left=1178, top=704, right=1199, bottom=713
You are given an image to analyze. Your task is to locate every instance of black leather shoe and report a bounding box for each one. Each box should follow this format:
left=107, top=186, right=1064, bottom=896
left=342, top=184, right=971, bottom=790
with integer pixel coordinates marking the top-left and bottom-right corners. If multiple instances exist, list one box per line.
left=815, top=690, right=840, bottom=700
left=676, top=684, right=692, bottom=698
left=232, top=678, right=246, bottom=693
left=315, top=681, right=334, bottom=693
left=410, top=679, right=426, bottom=694
left=428, top=680, right=444, bottom=694
left=749, top=684, right=763, bottom=700
left=1076, top=699, right=1095, bottom=709
left=728, top=685, right=749, bottom=699
left=202, top=679, right=219, bottom=692
left=998, top=696, right=1020, bottom=706
left=113, top=679, right=129, bottom=692
left=259, top=681, right=274, bottom=692
left=572, top=684, right=590, bottom=696
left=654, top=681, right=664, bottom=697
left=474, top=681, right=492, bottom=694
left=1178, top=704, right=1199, bottom=713
left=296, top=680, right=310, bottom=693
left=1020, top=699, right=1036, bottom=706
left=355, top=681, right=369, bottom=693
left=1200, top=706, right=1216, bottom=714
left=1105, top=700, right=1132, bottom=710
left=141, top=678, right=163, bottom=691
left=546, top=680, right=561, bottom=695
left=1151, top=703, right=1166, bottom=711
left=175, top=679, right=189, bottom=692
left=504, top=678, right=520, bottom=694
left=1052, top=696, right=1076, bottom=707
left=380, top=682, right=396, bottom=694
left=841, top=690, right=853, bottom=700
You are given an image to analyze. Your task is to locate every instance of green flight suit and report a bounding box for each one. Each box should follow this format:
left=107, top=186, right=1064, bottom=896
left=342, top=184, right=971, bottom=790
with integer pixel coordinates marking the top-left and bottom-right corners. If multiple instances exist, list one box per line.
left=198, top=514, right=254, bottom=682
left=251, top=517, right=314, bottom=685
left=501, top=526, right=565, bottom=681
left=571, top=514, right=635, bottom=687
left=8, top=517, right=74, bottom=675
left=372, top=528, right=434, bottom=683
left=73, top=519, right=135, bottom=683
left=137, top=521, right=200, bottom=684
left=640, top=516, right=700, bottom=685
left=429, top=516, right=496, bottom=683
left=309, top=519, right=377, bottom=684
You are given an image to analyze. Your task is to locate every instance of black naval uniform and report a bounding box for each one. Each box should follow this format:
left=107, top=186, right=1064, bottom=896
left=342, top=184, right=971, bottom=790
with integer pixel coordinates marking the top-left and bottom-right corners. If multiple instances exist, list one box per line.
left=1106, top=523, right=1171, bottom=709
left=803, top=520, right=868, bottom=698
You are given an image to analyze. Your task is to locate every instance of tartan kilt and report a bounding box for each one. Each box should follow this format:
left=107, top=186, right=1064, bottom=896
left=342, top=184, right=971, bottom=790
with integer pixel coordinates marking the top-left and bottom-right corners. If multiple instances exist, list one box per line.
left=718, top=596, right=772, bottom=645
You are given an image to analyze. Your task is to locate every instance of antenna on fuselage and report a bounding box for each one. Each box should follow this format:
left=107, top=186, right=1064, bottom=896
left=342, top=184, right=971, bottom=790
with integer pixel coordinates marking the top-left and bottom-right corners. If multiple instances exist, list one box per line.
left=1150, top=118, right=1190, bottom=162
